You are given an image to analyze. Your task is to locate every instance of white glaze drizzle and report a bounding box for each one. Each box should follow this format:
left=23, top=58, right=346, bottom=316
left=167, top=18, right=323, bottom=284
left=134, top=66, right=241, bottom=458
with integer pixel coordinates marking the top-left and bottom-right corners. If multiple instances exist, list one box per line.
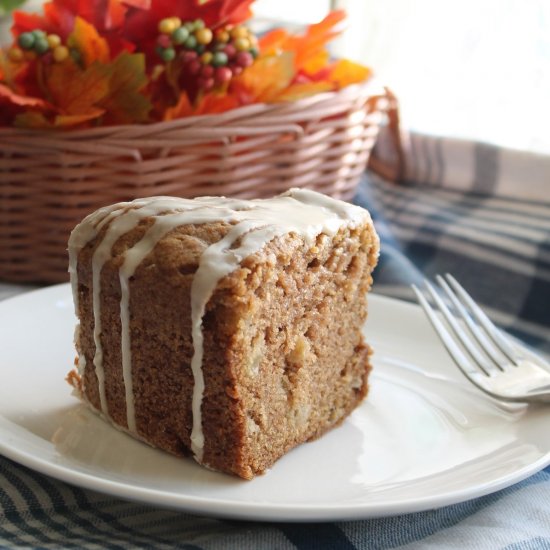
left=69, top=189, right=372, bottom=463
left=68, top=201, right=131, bottom=398
left=68, top=202, right=130, bottom=314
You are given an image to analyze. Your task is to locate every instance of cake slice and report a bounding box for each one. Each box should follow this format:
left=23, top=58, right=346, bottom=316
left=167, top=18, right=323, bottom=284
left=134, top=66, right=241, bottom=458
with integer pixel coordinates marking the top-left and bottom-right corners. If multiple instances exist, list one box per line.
left=67, top=188, right=379, bottom=479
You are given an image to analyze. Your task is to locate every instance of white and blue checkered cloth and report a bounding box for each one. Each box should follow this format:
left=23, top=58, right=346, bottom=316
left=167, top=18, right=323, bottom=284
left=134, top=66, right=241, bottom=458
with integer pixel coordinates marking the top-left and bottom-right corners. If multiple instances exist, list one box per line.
left=1, top=131, right=549, bottom=548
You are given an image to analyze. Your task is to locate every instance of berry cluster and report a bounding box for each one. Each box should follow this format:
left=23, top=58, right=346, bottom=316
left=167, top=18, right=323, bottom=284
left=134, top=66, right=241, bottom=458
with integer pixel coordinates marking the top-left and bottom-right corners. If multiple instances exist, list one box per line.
left=155, top=17, right=258, bottom=91
left=9, top=29, right=73, bottom=64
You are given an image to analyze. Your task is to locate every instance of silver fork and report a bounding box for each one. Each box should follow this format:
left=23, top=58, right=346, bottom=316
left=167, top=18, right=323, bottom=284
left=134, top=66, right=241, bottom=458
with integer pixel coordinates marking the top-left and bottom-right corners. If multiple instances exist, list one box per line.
left=412, top=274, right=550, bottom=403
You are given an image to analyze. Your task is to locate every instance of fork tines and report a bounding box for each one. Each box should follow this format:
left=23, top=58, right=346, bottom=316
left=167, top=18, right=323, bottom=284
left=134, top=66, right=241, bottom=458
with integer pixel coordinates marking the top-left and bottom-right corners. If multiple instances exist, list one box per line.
left=412, top=274, right=550, bottom=403
left=412, top=274, right=518, bottom=377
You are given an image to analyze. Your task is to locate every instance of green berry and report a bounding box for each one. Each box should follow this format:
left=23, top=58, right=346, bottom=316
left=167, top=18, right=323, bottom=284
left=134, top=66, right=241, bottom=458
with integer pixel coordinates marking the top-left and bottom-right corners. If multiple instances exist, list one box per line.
left=70, top=48, right=81, bottom=62
left=184, top=22, right=195, bottom=32
left=184, top=35, right=197, bottom=49
left=194, top=19, right=205, bottom=30
left=32, top=29, right=47, bottom=39
left=171, top=26, right=189, bottom=45
left=160, top=47, right=176, bottom=62
left=250, top=47, right=259, bottom=59
left=212, top=51, right=228, bottom=67
left=34, top=37, right=50, bottom=54
left=18, top=32, right=35, bottom=50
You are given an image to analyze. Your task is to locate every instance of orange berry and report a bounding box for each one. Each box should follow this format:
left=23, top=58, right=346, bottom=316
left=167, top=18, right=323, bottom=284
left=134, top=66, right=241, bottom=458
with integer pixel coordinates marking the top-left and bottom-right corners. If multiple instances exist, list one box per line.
left=195, top=27, right=213, bottom=45
left=8, top=47, right=24, bottom=62
left=47, top=34, right=61, bottom=48
left=52, top=45, right=69, bottom=62
left=158, top=18, right=177, bottom=34
left=215, top=29, right=230, bottom=43
left=231, top=26, right=248, bottom=39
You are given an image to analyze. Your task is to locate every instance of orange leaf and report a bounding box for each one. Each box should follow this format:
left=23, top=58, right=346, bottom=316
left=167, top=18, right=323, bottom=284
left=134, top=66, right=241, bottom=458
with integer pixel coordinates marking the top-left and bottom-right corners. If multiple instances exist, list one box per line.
left=193, top=92, right=240, bottom=115
left=163, top=93, right=193, bottom=121
left=46, top=58, right=110, bottom=116
left=231, top=53, right=294, bottom=104
left=328, top=59, right=372, bottom=89
left=258, top=28, right=290, bottom=55
left=285, top=10, right=347, bottom=73
left=69, top=16, right=110, bottom=68
left=304, top=9, right=347, bottom=41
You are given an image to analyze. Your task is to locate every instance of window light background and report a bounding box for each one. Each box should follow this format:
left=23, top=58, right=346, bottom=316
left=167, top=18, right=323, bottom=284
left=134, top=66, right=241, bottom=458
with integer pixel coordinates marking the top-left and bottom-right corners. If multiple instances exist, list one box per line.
left=255, top=0, right=550, bottom=155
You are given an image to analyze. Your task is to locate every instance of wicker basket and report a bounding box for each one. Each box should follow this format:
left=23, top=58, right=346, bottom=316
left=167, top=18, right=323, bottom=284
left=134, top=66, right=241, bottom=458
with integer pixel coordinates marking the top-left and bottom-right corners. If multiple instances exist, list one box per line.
left=0, top=80, right=390, bottom=283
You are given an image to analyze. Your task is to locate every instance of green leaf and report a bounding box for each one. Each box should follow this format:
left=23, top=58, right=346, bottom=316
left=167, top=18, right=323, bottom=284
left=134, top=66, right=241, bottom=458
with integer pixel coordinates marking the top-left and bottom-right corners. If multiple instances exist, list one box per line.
left=99, top=51, right=151, bottom=124
left=0, top=0, right=27, bottom=15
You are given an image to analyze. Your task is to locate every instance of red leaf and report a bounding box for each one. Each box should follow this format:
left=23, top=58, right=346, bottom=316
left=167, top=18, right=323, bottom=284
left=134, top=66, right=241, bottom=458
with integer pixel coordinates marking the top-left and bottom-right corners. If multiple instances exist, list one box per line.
left=122, top=0, right=150, bottom=8
left=217, top=0, right=255, bottom=26
left=0, top=83, right=49, bottom=108
left=11, top=11, right=50, bottom=37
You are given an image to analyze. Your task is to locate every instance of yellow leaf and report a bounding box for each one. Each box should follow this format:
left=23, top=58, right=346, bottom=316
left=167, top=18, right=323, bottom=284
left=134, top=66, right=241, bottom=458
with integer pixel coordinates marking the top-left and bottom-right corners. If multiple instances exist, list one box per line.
left=302, top=51, right=330, bottom=75
left=14, top=111, right=52, bottom=128
left=273, top=81, right=333, bottom=102
left=329, top=59, right=372, bottom=89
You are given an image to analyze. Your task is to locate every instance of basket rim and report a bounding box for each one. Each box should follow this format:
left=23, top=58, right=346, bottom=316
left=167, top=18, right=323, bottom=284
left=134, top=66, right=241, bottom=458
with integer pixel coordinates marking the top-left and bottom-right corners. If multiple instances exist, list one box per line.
left=0, top=78, right=386, bottom=139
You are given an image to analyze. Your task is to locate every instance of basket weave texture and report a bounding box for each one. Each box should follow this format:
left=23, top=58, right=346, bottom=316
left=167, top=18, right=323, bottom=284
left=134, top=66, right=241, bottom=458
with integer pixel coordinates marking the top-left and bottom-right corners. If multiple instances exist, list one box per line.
left=0, top=80, right=389, bottom=283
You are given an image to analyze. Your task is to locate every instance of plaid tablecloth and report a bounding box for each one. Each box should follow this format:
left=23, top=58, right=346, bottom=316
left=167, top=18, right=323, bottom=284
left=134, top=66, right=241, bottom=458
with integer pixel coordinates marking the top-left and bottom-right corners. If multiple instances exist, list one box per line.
left=1, top=131, right=549, bottom=549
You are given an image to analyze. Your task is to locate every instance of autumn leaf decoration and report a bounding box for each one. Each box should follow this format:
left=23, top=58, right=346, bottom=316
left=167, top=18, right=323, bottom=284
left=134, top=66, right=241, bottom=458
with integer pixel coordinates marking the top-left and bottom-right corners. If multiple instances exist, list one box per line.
left=0, top=0, right=372, bottom=129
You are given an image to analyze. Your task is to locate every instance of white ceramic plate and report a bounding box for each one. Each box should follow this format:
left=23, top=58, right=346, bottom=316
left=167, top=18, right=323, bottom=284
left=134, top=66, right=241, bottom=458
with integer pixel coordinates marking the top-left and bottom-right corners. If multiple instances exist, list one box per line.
left=0, top=284, right=549, bottom=522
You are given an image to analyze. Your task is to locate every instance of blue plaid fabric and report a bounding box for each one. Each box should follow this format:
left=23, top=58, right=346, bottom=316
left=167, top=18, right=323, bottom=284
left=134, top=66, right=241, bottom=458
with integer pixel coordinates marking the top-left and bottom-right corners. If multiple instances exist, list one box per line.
left=360, top=133, right=550, bottom=354
left=1, top=132, right=549, bottom=549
